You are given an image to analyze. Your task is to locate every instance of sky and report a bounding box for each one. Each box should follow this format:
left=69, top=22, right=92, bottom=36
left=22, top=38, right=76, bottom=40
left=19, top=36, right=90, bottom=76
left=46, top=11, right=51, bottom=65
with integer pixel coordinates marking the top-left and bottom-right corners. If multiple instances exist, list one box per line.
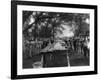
left=56, top=22, right=76, bottom=38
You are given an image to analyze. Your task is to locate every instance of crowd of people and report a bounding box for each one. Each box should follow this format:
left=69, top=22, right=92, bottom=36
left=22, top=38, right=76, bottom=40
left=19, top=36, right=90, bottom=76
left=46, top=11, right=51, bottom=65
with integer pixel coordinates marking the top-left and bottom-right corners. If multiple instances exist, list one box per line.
left=64, top=37, right=90, bottom=57
left=23, top=35, right=90, bottom=59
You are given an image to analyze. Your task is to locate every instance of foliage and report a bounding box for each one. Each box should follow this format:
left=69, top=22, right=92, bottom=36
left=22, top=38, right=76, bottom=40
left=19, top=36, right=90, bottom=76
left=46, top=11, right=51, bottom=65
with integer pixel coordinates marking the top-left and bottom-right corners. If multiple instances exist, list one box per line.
left=23, top=11, right=89, bottom=41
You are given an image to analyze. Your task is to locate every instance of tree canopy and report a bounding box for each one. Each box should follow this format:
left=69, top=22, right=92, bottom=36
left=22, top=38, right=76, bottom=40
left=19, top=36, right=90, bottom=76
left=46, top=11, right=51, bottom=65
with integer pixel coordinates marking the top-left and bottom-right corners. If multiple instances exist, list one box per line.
left=23, top=11, right=90, bottom=41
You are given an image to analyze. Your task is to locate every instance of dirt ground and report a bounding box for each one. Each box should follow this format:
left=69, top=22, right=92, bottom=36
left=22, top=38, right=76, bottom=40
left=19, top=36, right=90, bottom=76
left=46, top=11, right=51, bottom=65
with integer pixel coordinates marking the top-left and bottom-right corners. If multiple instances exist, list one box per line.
left=23, top=50, right=89, bottom=69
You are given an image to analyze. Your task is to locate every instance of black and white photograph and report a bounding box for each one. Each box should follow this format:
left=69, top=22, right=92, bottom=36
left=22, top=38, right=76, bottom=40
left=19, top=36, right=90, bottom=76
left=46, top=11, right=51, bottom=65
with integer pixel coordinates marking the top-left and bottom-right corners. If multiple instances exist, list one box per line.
left=11, top=1, right=97, bottom=79
left=23, top=11, right=90, bottom=69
